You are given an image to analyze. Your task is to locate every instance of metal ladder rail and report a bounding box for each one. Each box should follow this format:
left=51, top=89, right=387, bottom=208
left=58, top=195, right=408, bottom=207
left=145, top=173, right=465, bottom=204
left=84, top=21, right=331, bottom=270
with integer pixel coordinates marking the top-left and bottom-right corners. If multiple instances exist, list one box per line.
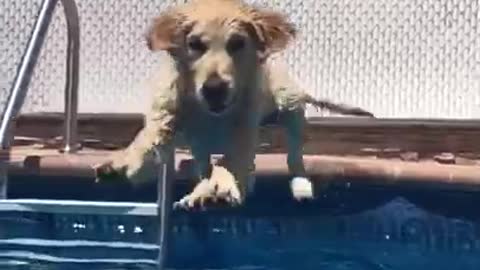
left=154, top=146, right=175, bottom=270
left=0, top=0, right=80, bottom=197
left=0, top=1, right=173, bottom=268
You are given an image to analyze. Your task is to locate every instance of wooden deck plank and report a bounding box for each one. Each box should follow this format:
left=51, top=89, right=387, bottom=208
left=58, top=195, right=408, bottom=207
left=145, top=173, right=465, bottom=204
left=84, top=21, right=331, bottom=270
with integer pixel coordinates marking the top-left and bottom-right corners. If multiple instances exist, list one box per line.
left=13, top=113, right=480, bottom=156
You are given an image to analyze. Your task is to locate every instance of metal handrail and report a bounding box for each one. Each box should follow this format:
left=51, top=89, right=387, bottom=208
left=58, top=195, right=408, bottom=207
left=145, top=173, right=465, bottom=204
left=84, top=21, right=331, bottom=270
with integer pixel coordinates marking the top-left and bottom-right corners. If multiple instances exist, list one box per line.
left=154, top=146, right=174, bottom=270
left=0, top=2, right=173, bottom=268
left=60, top=0, right=80, bottom=154
left=0, top=0, right=80, bottom=198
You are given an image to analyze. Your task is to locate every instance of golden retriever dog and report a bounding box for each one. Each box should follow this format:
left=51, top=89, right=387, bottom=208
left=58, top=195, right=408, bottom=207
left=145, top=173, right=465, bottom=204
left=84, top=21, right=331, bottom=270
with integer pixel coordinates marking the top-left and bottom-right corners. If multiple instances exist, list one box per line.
left=94, top=0, right=373, bottom=209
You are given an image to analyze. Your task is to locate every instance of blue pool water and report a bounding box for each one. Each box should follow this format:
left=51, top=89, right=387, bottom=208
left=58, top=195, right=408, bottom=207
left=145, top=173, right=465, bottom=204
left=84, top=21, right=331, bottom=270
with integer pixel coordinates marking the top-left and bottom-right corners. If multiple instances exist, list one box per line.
left=2, top=178, right=480, bottom=270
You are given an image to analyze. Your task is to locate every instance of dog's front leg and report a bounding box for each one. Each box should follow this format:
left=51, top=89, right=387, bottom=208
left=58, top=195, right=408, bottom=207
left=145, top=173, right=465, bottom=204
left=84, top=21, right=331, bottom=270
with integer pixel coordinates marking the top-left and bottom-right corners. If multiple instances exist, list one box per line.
left=280, top=108, right=314, bottom=200
left=173, top=145, right=215, bottom=209
left=94, top=110, right=176, bottom=184
left=220, top=119, right=259, bottom=204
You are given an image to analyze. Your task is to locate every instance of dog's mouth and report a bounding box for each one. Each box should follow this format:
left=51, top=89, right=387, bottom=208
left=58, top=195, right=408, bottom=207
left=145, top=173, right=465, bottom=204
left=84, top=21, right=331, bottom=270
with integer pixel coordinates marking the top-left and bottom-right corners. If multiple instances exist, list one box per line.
left=201, top=86, right=235, bottom=115
left=206, top=97, right=237, bottom=115
left=208, top=103, right=228, bottom=114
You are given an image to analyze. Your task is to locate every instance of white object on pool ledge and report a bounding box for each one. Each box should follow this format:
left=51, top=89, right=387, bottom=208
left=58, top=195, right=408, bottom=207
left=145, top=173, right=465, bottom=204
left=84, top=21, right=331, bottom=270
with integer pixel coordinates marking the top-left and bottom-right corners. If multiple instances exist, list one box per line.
left=0, top=199, right=157, bottom=216
left=290, top=177, right=314, bottom=200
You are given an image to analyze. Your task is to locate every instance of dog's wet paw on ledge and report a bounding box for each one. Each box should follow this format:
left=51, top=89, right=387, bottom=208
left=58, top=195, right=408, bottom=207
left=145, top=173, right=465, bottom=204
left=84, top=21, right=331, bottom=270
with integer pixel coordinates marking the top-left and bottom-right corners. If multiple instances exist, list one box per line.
left=92, top=161, right=127, bottom=183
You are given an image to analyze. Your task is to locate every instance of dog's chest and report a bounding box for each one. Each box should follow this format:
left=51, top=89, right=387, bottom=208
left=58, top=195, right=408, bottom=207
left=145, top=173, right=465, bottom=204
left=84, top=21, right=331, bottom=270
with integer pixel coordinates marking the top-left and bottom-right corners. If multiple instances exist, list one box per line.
left=181, top=111, right=238, bottom=153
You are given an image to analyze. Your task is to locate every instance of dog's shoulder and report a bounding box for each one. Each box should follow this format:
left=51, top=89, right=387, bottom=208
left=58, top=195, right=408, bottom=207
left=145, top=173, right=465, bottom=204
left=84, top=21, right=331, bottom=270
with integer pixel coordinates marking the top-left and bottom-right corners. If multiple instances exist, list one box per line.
left=143, top=52, right=182, bottom=114
left=263, top=58, right=292, bottom=89
left=262, top=57, right=309, bottom=111
left=146, top=52, right=181, bottom=92
left=263, top=58, right=300, bottom=96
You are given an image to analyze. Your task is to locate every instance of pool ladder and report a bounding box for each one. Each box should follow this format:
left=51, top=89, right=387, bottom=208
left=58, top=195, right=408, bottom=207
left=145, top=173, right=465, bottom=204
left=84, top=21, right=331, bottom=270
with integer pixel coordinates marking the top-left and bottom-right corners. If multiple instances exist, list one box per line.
left=0, top=0, right=173, bottom=268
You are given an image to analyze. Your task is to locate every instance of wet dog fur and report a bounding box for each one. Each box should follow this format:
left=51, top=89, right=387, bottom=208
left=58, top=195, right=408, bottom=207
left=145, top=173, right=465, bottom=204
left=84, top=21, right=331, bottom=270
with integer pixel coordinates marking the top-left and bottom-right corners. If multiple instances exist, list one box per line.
left=94, top=0, right=374, bottom=209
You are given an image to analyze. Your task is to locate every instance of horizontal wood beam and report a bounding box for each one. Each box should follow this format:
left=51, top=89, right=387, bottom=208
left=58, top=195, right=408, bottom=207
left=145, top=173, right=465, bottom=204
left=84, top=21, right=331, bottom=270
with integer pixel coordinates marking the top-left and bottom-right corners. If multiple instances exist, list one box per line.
left=11, top=113, right=480, bottom=157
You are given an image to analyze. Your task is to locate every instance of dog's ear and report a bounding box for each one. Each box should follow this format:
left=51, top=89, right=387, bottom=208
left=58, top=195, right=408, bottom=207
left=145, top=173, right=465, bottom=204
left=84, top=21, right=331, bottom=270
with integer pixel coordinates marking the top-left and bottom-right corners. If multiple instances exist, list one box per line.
left=146, top=11, right=185, bottom=51
left=246, top=9, right=297, bottom=60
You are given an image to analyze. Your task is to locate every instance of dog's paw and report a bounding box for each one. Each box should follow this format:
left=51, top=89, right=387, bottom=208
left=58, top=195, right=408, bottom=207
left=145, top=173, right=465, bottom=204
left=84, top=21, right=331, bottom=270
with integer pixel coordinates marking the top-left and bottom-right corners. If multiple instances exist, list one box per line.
left=210, top=166, right=242, bottom=206
left=93, top=160, right=126, bottom=183
left=173, top=166, right=242, bottom=210
left=173, top=180, right=215, bottom=210
left=290, top=176, right=314, bottom=201
left=93, top=154, right=156, bottom=185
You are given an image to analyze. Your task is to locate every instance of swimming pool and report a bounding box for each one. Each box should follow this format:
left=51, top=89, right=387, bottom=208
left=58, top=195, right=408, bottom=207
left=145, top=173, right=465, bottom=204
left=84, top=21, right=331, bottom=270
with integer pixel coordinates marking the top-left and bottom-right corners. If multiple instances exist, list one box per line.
left=1, top=176, right=480, bottom=270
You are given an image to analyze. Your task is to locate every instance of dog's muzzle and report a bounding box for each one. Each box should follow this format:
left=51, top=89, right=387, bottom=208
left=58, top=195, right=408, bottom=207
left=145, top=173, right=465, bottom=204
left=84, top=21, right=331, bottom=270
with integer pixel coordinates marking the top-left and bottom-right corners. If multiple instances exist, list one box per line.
left=200, top=77, right=231, bottom=114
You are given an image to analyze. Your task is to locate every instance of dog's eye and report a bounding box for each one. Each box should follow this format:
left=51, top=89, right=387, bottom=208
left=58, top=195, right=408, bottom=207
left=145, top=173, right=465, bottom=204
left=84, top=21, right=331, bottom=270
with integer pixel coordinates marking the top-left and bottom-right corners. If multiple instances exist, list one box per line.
left=226, top=35, right=245, bottom=54
left=187, top=36, right=207, bottom=53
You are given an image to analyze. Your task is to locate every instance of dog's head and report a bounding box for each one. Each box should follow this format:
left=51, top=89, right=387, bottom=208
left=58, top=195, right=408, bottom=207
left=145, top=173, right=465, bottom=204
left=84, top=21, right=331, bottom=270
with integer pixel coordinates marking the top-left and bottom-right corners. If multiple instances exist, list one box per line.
left=146, top=0, right=296, bottom=116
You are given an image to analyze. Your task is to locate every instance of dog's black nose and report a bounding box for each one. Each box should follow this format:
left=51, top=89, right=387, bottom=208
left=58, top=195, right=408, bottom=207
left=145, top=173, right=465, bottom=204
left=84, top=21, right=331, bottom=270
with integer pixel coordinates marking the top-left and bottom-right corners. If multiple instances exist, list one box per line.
left=201, top=77, right=229, bottom=113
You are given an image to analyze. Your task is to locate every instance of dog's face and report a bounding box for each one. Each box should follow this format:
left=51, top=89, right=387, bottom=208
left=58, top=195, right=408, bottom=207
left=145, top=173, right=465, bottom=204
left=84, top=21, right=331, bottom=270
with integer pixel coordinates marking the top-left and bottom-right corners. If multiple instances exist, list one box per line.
left=182, top=20, right=257, bottom=115
left=146, top=0, right=296, bottom=116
